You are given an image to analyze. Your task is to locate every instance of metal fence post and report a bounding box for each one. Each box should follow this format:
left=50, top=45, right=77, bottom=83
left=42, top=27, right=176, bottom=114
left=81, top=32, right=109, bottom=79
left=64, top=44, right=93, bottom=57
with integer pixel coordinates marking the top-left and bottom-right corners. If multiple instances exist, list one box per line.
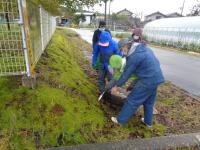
left=18, top=0, right=31, bottom=77
left=19, top=0, right=36, bottom=88
left=39, top=6, right=44, bottom=52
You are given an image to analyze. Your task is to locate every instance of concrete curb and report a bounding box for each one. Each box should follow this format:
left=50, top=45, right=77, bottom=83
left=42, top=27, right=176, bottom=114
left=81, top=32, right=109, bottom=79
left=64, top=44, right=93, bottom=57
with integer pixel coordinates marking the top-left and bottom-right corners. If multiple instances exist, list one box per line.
left=47, top=133, right=200, bottom=150
left=150, top=44, right=200, bottom=58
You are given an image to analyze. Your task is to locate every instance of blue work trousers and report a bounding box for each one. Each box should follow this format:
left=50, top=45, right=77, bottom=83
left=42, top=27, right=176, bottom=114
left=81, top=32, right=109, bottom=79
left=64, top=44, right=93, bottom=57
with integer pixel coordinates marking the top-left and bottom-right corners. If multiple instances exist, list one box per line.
left=117, top=81, right=158, bottom=126
left=98, top=64, right=113, bottom=93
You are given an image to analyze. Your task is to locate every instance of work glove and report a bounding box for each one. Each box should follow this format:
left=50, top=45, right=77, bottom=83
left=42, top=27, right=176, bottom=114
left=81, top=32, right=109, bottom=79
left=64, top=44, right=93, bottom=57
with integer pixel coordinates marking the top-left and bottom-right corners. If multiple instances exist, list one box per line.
left=127, top=81, right=136, bottom=91
left=108, top=65, right=114, bottom=75
left=105, top=79, right=117, bottom=91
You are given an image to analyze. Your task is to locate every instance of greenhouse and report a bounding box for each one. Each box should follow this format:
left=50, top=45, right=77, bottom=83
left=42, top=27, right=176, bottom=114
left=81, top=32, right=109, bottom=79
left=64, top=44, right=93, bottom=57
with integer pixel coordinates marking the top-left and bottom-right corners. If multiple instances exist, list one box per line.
left=143, top=16, right=200, bottom=51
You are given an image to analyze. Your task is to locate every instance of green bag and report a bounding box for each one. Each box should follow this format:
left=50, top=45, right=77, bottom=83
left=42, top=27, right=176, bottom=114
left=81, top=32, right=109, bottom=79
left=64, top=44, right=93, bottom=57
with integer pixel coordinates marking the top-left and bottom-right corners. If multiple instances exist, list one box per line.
left=109, top=55, right=138, bottom=81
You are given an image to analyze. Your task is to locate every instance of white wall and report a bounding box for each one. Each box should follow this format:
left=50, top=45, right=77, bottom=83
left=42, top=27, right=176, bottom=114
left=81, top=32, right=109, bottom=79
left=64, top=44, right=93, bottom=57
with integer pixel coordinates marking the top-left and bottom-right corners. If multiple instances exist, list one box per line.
left=80, top=15, right=92, bottom=25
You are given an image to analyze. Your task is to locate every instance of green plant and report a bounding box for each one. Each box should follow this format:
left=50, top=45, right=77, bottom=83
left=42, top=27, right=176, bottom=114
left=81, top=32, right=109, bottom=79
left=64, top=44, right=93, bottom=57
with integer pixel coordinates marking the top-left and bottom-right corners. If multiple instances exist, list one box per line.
left=114, top=33, right=131, bottom=39
left=72, top=14, right=86, bottom=25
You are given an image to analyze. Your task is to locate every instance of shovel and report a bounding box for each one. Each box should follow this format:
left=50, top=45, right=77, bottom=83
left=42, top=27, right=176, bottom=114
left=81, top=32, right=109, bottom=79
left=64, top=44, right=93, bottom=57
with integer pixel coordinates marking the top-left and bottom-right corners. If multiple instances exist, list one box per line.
left=98, top=91, right=106, bottom=101
left=98, top=80, right=117, bottom=102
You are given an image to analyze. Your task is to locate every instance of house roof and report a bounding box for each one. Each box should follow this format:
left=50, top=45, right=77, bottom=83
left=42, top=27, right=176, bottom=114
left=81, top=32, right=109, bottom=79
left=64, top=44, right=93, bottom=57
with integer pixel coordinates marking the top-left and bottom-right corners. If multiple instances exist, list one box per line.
left=167, top=12, right=183, bottom=17
left=145, top=11, right=166, bottom=17
left=116, top=9, right=133, bottom=15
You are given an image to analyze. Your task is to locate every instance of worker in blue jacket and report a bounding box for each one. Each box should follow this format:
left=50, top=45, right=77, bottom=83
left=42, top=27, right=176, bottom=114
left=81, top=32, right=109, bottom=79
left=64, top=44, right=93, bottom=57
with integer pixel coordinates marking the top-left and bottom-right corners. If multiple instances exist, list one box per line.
left=92, top=31, right=119, bottom=93
left=92, top=21, right=111, bottom=48
left=111, top=28, right=164, bottom=127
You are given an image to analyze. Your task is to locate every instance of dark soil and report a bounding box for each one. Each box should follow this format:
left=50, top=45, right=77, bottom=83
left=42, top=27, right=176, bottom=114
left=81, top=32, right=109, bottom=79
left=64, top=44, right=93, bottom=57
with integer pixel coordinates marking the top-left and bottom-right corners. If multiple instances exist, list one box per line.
left=51, top=104, right=65, bottom=116
left=75, top=32, right=200, bottom=136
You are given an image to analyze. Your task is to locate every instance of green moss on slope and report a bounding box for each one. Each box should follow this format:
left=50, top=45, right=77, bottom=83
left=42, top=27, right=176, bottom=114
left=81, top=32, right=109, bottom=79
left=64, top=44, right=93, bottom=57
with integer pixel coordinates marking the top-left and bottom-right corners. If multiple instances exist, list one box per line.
left=0, top=28, right=169, bottom=150
left=0, top=29, right=105, bottom=149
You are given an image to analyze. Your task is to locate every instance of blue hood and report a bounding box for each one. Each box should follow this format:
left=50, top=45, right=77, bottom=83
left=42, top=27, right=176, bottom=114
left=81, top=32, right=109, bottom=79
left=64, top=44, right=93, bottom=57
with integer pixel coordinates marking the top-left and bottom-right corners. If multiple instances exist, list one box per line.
left=127, top=42, right=141, bottom=56
left=99, top=31, right=111, bottom=44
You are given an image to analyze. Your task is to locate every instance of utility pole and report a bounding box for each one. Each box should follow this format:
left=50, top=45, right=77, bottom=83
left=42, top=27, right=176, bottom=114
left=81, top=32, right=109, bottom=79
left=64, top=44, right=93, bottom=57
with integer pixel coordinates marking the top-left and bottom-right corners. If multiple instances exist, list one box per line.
left=181, top=0, right=186, bottom=15
left=103, top=0, right=108, bottom=23
left=109, top=0, right=112, bottom=20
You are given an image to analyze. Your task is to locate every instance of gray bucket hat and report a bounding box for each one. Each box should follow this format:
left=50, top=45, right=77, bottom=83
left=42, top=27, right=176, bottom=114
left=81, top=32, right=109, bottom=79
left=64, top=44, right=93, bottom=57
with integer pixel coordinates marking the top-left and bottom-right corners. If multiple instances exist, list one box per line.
left=118, top=38, right=132, bottom=50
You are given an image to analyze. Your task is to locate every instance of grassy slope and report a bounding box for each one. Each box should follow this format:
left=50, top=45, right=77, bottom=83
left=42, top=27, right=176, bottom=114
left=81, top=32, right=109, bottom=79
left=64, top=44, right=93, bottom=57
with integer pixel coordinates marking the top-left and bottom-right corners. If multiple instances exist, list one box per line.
left=0, top=29, right=105, bottom=149
left=0, top=28, right=166, bottom=149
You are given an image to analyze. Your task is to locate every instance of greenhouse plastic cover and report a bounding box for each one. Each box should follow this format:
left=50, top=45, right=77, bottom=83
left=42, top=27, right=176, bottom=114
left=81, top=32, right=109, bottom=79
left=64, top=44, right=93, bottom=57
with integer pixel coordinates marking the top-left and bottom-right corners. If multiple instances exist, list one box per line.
left=144, top=16, right=200, bottom=29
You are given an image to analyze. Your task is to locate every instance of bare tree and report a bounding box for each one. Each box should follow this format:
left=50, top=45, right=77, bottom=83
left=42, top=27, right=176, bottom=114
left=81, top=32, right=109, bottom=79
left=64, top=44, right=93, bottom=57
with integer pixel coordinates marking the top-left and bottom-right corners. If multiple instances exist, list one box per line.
left=190, top=0, right=200, bottom=16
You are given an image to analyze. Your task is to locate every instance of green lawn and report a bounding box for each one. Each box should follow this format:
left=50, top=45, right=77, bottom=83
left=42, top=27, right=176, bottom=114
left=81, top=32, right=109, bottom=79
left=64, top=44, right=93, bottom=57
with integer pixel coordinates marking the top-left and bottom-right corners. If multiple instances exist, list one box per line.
left=0, top=29, right=105, bottom=149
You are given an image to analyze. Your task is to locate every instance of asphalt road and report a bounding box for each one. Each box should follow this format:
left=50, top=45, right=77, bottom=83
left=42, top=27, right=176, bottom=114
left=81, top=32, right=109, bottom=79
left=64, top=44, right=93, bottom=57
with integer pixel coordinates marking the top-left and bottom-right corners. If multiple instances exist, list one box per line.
left=71, top=28, right=200, bottom=97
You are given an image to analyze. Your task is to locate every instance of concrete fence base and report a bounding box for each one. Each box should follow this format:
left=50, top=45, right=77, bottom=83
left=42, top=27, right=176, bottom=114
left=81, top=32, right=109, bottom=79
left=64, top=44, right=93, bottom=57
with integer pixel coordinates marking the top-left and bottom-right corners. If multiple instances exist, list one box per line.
left=22, top=75, right=37, bottom=89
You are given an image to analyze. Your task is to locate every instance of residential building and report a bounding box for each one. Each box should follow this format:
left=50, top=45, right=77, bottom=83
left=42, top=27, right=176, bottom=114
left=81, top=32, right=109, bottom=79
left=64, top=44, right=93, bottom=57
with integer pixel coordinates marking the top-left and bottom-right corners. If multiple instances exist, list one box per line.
left=144, top=11, right=183, bottom=23
left=75, top=11, right=95, bottom=26
left=145, top=11, right=166, bottom=22
left=116, top=8, right=133, bottom=16
left=167, top=12, right=183, bottom=18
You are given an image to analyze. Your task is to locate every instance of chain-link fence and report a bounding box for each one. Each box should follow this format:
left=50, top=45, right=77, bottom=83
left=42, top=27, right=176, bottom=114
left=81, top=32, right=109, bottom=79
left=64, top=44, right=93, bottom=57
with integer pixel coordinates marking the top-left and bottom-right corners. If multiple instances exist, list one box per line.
left=0, top=0, right=26, bottom=76
left=27, top=2, right=56, bottom=65
left=40, top=7, right=56, bottom=54
left=0, top=0, right=56, bottom=77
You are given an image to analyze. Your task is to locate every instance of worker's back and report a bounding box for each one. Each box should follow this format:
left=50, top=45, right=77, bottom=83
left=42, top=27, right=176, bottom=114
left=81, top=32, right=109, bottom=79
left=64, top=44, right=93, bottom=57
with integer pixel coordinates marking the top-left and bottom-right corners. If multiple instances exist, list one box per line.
left=126, top=44, right=164, bottom=86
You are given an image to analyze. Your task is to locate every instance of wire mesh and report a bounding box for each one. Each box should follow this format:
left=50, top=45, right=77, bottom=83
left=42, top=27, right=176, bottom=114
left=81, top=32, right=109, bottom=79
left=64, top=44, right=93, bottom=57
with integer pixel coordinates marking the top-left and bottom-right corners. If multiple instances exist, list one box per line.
left=40, top=7, right=56, bottom=52
left=0, top=0, right=56, bottom=76
left=0, top=0, right=26, bottom=76
left=27, top=2, right=56, bottom=65
left=27, top=1, right=42, bottom=65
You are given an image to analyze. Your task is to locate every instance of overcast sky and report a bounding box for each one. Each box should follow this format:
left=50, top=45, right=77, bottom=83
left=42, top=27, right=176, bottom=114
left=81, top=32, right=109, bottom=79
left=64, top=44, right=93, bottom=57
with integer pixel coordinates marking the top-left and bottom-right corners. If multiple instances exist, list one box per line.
left=89, top=0, right=197, bottom=17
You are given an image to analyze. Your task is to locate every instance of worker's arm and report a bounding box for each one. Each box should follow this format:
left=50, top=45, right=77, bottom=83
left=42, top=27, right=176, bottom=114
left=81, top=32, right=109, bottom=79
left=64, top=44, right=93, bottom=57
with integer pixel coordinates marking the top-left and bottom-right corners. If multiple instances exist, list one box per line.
left=92, top=30, right=99, bottom=46
left=115, top=54, right=140, bottom=87
left=92, top=43, right=100, bottom=67
left=112, top=41, right=120, bottom=55
left=112, top=41, right=123, bottom=57
left=105, top=79, right=117, bottom=91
